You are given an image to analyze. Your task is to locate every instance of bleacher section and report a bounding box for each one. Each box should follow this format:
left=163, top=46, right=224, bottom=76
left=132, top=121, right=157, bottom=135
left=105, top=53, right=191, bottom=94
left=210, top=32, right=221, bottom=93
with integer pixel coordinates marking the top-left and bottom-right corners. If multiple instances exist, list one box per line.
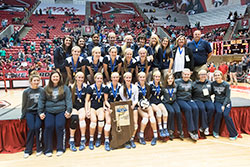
left=188, top=4, right=247, bottom=27
left=138, top=3, right=189, bottom=27
left=25, top=14, right=85, bottom=39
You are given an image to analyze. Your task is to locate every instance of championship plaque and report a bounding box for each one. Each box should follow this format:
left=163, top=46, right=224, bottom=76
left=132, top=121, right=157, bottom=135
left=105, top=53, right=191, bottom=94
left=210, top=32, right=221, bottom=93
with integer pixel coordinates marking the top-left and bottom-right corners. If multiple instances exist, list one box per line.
left=110, top=101, right=134, bottom=149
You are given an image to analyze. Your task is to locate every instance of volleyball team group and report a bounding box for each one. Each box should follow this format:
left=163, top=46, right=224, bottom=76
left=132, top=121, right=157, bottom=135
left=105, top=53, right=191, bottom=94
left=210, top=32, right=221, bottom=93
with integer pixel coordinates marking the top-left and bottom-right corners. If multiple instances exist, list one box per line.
left=22, top=30, right=238, bottom=158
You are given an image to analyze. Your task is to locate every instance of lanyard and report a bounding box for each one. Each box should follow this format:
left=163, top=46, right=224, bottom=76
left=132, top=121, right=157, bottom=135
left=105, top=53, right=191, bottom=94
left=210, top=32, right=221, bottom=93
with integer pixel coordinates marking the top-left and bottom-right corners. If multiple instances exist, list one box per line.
left=72, top=57, right=79, bottom=73
left=193, top=39, right=201, bottom=51
left=92, top=56, right=99, bottom=72
left=163, top=49, right=167, bottom=60
left=110, top=57, right=117, bottom=72
left=126, top=84, right=132, bottom=99
left=153, top=81, right=160, bottom=96
left=139, top=82, right=146, bottom=98
left=95, top=84, right=102, bottom=100
left=167, top=88, right=174, bottom=97
left=178, top=47, right=183, bottom=55
left=111, top=83, right=117, bottom=99
left=140, top=58, right=145, bottom=72
left=76, top=85, right=82, bottom=99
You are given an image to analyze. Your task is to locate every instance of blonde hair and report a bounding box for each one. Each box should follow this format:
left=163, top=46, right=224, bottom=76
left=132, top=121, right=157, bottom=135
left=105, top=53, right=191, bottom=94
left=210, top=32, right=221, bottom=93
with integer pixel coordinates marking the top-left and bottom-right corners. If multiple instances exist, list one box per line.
left=94, top=72, right=103, bottom=80
left=153, top=70, right=161, bottom=77
left=123, top=71, right=132, bottom=78
left=182, top=68, right=191, bottom=74
left=138, top=47, right=147, bottom=55
left=138, top=71, right=146, bottom=78
left=149, top=34, right=161, bottom=54
left=75, top=71, right=85, bottom=79
left=111, top=72, right=119, bottom=78
left=108, top=46, right=117, bottom=53
left=71, top=46, right=81, bottom=52
left=198, top=69, right=207, bottom=75
left=92, top=46, right=101, bottom=55
left=124, top=48, right=133, bottom=55
left=214, top=70, right=222, bottom=76
left=29, top=71, right=40, bottom=82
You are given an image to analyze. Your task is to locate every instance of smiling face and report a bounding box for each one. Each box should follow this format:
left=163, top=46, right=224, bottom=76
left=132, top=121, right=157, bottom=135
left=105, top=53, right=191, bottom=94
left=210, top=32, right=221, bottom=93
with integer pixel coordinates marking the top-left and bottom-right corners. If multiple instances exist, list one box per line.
left=111, top=73, right=119, bottom=83
left=125, top=36, right=133, bottom=47
left=193, top=30, right=201, bottom=42
left=75, top=72, right=84, bottom=84
left=95, top=74, right=103, bottom=85
left=138, top=73, right=146, bottom=84
left=109, top=48, right=117, bottom=57
left=93, top=47, right=101, bottom=60
left=167, top=74, right=174, bottom=85
left=124, top=73, right=132, bottom=84
left=72, top=46, right=81, bottom=58
left=139, top=38, right=146, bottom=47
left=108, top=33, right=116, bottom=45
left=177, top=36, right=185, bottom=47
left=153, top=72, right=161, bottom=83
left=51, top=72, right=60, bottom=86
left=162, top=38, right=169, bottom=48
left=139, top=48, right=147, bottom=60
left=92, top=34, right=99, bottom=44
left=182, top=70, right=191, bottom=81
left=214, top=71, right=222, bottom=82
left=199, top=70, right=207, bottom=82
left=30, top=77, right=40, bottom=89
left=125, top=50, right=133, bottom=61
left=78, top=38, right=85, bottom=47
left=64, top=37, right=72, bottom=47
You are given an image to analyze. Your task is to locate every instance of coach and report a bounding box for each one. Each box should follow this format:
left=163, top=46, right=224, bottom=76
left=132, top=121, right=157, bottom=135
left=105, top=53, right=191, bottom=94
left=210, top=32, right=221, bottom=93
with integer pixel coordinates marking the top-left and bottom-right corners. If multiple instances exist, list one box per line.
left=187, top=30, right=212, bottom=80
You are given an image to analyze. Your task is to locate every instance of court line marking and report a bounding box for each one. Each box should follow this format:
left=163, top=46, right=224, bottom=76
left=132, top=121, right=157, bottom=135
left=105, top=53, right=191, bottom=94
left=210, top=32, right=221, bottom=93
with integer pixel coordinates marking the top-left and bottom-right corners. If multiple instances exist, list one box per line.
left=206, top=139, right=250, bottom=148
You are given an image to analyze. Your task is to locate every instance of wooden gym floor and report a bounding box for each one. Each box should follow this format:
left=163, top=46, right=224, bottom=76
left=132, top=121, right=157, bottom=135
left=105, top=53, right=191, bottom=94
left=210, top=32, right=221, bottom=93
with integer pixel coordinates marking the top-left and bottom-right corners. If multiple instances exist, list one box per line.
left=0, top=83, right=250, bottom=166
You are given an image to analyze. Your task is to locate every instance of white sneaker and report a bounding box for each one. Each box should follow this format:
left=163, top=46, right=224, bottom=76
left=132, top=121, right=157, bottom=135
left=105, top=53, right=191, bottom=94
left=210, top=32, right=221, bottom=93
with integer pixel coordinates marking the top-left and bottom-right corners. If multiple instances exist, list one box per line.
left=56, top=151, right=64, bottom=157
left=204, top=128, right=209, bottom=136
left=23, top=153, right=30, bottom=159
left=45, top=152, right=52, bottom=157
left=36, top=151, right=43, bottom=157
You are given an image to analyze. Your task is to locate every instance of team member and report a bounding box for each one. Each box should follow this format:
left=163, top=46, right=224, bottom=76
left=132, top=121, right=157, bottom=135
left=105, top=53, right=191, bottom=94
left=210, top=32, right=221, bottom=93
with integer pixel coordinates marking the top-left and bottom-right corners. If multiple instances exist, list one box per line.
left=133, top=34, right=153, bottom=58
left=149, top=70, right=169, bottom=137
left=187, top=30, right=212, bottom=80
left=192, top=70, right=215, bottom=136
left=172, top=35, right=194, bottom=79
left=212, top=70, right=238, bottom=140
left=103, top=46, right=122, bottom=82
left=54, top=35, right=73, bottom=83
left=68, top=72, right=88, bottom=152
left=119, top=72, right=139, bottom=148
left=87, top=33, right=105, bottom=56
left=76, top=36, right=88, bottom=58
left=122, top=48, right=137, bottom=80
left=38, top=71, right=72, bottom=157
left=104, top=72, right=122, bottom=151
left=135, top=48, right=152, bottom=80
left=22, top=71, right=43, bottom=158
left=85, top=73, right=106, bottom=150
left=137, top=72, right=158, bottom=145
left=176, top=68, right=199, bottom=141
left=105, top=32, right=122, bottom=55
left=161, top=37, right=173, bottom=81
left=149, top=34, right=162, bottom=71
left=121, top=35, right=135, bottom=57
left=163, top=73, right=184, bottom=140
left=86, top=47, right=103, bottom=84
left=65, top=46, right=86, bottom=85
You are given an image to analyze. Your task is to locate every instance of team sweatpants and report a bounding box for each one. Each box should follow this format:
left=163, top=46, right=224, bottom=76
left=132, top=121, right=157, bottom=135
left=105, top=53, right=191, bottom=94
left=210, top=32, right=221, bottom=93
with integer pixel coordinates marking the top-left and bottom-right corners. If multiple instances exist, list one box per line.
left=213, top=102, right=238, bottom=137
left=177, top=100, right=199, bottom=132
left=44, top=112, right=66, bottom=154
left=25, top=112, right=42, bottom=154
